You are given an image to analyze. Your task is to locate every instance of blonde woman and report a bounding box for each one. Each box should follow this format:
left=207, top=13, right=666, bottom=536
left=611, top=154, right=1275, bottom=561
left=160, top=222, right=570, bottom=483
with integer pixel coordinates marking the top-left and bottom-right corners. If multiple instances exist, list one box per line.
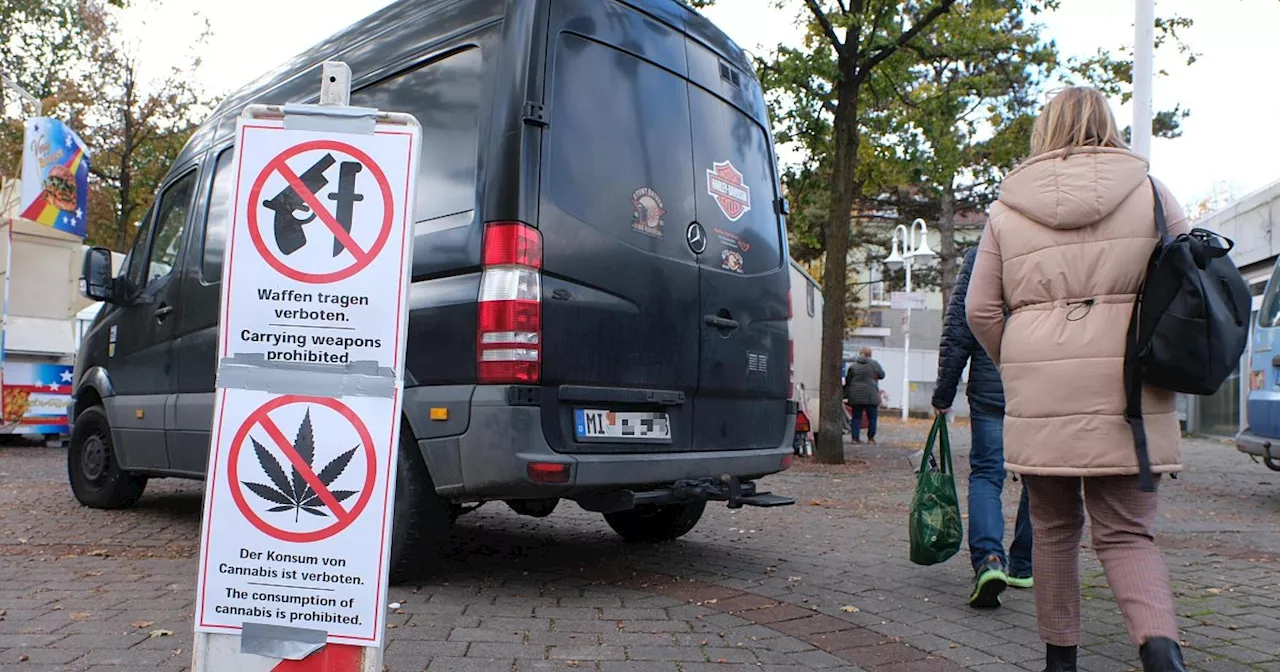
left=966, top=87, right=1187, bottom=672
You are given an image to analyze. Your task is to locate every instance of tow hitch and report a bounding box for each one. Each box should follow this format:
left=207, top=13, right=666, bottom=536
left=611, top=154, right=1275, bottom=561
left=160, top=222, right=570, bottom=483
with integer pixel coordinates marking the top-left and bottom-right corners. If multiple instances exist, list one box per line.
left=1265, top=441, right=1280, bottom=472
left=576, top=475, right=794, bottom=514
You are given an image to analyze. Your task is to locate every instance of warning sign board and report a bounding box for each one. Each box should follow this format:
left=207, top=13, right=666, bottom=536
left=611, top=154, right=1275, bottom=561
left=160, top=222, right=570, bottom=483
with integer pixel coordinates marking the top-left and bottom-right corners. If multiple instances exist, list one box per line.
left=219, top=121, right=417, bottom=370
left=195, top=389, right=397, bottom=644
left=193, top=110, right=420, bottom=651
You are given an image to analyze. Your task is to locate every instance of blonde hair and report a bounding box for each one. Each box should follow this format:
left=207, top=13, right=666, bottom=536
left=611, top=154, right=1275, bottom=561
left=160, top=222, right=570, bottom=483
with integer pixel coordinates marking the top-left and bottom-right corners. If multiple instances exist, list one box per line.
left=1030, top=87, right=1127, bottom=156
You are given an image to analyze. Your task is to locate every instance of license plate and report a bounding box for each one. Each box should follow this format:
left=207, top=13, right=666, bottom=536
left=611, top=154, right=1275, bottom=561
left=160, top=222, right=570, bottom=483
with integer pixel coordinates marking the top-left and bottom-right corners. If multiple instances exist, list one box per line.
left=574, top=409, right=671, bottom=442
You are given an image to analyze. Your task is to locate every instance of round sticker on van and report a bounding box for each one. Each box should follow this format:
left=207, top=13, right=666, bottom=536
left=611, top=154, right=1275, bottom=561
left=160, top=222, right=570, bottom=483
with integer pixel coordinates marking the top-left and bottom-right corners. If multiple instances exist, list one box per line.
left=720, top=249, right=744, bottom=274
left=631, top=187, right=665, bottom=239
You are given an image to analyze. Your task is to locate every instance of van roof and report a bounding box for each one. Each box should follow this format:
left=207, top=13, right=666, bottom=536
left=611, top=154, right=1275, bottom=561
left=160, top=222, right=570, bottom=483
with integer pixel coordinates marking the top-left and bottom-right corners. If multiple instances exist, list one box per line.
left=207, top=0, right=754, bottom=125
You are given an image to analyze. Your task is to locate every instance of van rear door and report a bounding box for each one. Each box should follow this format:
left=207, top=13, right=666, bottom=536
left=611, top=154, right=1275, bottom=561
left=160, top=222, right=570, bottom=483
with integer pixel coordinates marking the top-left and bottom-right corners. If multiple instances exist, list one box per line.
left=537, top=0, right=701, bottom=453
left=685, top=54, right=791, bottom=452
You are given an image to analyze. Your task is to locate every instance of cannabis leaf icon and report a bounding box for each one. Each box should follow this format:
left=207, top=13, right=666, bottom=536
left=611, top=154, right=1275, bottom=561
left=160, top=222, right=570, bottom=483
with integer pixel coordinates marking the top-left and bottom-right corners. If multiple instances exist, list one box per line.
left=242, top=408, right=359, bottom=522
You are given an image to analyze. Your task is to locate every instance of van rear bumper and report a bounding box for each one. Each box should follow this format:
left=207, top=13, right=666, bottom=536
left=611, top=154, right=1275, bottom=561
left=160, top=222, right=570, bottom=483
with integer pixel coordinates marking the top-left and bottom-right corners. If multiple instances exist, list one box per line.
left=1235, top=430, right=1280, bottom=471
left=406, top=385, right=794, bottom=499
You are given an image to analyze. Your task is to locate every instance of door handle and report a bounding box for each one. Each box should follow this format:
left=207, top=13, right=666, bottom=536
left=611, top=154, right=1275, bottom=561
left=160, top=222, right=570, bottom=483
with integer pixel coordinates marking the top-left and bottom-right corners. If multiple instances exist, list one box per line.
left=704, top=315, right=740, bottom=330
left=154, top=304, right=174, bottom=321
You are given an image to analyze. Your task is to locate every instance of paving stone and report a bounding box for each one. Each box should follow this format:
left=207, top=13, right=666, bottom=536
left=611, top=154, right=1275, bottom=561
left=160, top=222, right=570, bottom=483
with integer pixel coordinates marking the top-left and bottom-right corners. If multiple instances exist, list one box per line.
left=0, top=429, right=1275, bottom=671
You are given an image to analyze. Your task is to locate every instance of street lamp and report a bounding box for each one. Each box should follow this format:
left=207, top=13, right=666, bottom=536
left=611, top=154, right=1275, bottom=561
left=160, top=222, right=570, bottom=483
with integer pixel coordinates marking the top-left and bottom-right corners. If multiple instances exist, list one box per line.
left=884, top=218, right=935, bottom=420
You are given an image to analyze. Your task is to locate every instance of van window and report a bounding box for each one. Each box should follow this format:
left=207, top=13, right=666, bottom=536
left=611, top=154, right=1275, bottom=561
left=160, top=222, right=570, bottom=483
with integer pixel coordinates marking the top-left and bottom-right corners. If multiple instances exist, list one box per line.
left=351, top=47, right=482, bottom=223
left=545, top=34, right=695, bottom=253
left=201, top=148, right=235, bottom=282
left=689, top=87, right=783, bottom=274
left=145, top=170, right=197, bottom=287
left=122, top=204, right=155, bottom=291
left=1258, top=262, right=1280, bottom=328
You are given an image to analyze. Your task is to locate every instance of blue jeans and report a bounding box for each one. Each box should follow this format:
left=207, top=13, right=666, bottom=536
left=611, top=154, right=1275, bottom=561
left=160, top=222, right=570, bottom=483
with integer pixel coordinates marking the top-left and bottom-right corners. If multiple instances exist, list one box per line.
left=968, top=406, right=1033, bottom=577
left=849, top=404, right=878, bottom=440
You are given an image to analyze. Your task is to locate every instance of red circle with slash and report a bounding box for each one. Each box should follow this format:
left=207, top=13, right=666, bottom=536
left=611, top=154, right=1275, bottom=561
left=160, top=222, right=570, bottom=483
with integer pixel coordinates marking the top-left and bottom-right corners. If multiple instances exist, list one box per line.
left=247, top=140, right=395, bottom=284
left=227, top=395, right=377, bottom=543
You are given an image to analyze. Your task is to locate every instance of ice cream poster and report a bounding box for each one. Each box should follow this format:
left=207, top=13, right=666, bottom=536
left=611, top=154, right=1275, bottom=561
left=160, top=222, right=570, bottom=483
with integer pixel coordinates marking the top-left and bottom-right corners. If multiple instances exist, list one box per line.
left=20, top=117, right=90, bottom=238
left=1, top=362, right=73, bottom=434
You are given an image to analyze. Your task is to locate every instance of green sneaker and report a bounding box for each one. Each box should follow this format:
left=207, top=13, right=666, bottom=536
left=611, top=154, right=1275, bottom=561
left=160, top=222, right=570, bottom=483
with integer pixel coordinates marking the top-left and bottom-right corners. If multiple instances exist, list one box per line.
left=968, top=555, right=1008, bottom=609
left=1006, top=574, right=1034, bottom=589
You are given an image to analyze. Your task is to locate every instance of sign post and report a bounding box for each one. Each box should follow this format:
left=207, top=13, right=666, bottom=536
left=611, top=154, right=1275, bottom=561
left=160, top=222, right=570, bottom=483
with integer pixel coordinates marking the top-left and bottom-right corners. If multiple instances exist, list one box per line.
left=191, top=62, right=420, bottom=672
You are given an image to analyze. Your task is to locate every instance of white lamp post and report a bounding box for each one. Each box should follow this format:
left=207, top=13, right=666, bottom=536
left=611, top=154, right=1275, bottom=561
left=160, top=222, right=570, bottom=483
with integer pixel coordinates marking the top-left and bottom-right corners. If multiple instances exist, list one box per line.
left=1132, top=0, right=1154, bottom=160
left=884, top=218, right=935, bottom=420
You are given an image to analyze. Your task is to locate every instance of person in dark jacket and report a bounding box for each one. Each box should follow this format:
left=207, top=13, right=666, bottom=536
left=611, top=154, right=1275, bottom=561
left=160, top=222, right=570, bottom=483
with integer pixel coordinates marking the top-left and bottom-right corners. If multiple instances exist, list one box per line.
left=843, top=348, right=885, bottom=444
left=933, top=246, right=1033, bottom=609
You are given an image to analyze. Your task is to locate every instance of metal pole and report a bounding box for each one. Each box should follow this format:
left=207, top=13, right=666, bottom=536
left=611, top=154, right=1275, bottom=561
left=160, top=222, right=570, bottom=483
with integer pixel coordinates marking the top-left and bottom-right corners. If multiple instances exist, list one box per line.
left=1132, top=0, right=1155, bottom=159
left=902, top=256, right=911, bottom=422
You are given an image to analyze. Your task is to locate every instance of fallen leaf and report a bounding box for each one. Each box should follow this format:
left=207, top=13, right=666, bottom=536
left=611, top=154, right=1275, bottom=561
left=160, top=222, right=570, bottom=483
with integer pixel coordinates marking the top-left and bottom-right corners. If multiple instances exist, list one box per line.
left=131, top=620, right=155, bottom=629
left=1206, top=588, right=1222, bottom=595
left=840, top=605, right=860, bottom=613
left=69, top=612, right=92, bottom=621
left=149, top=629, right=173, bottom=638
left=18, top=654, right=29, bottom=662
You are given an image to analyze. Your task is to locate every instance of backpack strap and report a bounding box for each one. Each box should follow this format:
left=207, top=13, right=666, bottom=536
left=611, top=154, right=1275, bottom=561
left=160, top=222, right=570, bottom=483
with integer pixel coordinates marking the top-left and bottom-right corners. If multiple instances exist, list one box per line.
left=1150, top=175, right=1169, bottom=240
left=1124, top=176, right=1164, bottom=493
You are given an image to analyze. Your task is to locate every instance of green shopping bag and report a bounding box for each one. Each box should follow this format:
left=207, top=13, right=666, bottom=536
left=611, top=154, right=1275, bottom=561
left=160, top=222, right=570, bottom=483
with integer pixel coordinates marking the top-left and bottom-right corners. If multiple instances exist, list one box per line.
left=908, top=414, right=963, bottom=566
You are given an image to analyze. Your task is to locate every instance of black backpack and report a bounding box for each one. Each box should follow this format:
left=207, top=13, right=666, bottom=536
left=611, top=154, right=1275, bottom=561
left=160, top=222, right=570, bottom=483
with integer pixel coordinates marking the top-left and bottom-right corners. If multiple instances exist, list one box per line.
left=1125, top=176, right=1251, bottom=491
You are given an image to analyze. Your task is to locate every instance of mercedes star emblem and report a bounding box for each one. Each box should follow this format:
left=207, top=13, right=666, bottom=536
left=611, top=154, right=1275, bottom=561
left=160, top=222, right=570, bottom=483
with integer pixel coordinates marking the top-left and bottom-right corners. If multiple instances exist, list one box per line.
left=686, top=222, right=707, bottom=254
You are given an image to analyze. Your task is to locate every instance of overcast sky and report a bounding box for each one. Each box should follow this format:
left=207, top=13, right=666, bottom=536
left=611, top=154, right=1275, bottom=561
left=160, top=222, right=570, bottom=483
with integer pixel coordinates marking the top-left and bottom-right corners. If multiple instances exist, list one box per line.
left=123, top=0, right=1280, bottom=213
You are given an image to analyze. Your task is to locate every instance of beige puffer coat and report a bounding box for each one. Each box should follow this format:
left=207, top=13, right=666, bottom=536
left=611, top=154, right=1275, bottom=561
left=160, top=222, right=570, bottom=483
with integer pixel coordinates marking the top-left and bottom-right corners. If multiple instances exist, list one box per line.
left=966, top=147, right=1189, bottom=477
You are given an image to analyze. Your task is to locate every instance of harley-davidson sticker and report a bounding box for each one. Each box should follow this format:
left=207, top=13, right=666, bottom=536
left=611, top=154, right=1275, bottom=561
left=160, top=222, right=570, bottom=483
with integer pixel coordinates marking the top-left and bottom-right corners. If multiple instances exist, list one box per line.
left=706, top=160, right=751, bottom=222
left=720, top=249, right=744, bottom=273
left=631, top=187, right=665, bottom=239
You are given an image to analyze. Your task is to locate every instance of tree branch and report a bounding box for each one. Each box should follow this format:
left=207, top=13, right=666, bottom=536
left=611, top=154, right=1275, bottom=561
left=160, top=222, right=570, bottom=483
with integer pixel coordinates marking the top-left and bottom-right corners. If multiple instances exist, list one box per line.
left=760, top=61, right=838, bottom=115
left=857, top=0, right=956, bottom=81
left=803, top=0, right=846, bottom=58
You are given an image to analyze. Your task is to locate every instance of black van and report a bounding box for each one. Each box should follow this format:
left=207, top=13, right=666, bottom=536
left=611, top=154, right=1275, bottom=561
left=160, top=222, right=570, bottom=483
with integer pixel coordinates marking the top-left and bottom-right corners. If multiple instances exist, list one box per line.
left=72, top=0, right=795, bottom=579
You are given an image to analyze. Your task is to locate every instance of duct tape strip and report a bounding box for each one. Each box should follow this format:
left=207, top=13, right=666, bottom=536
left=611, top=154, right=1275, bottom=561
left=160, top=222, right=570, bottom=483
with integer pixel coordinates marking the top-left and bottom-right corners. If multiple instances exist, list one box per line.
left=282, top=103, right=377, bottom=135
left=217, top=354, right=397, bottom=398
left=240, top=622, right=327, bottom=660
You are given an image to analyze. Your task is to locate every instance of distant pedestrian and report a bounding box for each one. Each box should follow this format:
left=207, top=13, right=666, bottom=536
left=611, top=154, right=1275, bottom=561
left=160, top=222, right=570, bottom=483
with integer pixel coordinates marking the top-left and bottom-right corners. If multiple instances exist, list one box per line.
left=843, top=348, right=884, bottom=444
left=966, top=86, right=1188, bottom=672
left=933, top=246, right=1033, bottom=610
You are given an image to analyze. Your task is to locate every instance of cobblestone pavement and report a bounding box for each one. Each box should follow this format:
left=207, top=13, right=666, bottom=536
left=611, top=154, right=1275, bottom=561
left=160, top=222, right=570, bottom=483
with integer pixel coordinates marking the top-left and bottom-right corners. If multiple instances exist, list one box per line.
left=1, top=419, right=1278, bottom=671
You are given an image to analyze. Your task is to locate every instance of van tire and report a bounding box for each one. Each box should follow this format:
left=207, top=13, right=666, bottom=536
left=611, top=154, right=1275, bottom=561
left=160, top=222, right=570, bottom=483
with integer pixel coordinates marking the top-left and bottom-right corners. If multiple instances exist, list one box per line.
left=603, top=501, right=706, bottom=543
left=388, top=423, right=453, bottom=583
left=68, top=405, right=147, bottom=509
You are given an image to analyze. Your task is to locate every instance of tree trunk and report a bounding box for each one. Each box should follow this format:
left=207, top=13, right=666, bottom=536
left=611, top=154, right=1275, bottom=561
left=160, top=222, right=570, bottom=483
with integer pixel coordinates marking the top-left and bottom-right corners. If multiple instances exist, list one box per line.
left=814, top=78, right=862, bottom=466
left=114, top=72, right=135, bottom=252
left=937, top=181, right=957, bottom=308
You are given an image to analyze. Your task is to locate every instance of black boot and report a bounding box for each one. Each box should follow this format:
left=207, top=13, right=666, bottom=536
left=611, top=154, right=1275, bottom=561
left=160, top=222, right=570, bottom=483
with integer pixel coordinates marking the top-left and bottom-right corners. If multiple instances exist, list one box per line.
left=1140, top=637, right=1187, bottom=672
left=1044, top=644, right=1077, bottom=672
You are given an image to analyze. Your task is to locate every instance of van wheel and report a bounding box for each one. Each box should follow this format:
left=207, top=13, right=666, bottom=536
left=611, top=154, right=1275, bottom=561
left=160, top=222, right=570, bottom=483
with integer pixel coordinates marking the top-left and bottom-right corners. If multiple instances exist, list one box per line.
left=603, top=501, right=706, bottom=543
left=68, top=405, right=147, bottom=509
left=388, top=422, right=454, bottom=584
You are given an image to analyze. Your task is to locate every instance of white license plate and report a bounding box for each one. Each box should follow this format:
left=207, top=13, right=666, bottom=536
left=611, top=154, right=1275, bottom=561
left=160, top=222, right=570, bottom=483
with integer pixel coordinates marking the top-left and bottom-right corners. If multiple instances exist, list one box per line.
left=574, top=409, right=671, bottom=442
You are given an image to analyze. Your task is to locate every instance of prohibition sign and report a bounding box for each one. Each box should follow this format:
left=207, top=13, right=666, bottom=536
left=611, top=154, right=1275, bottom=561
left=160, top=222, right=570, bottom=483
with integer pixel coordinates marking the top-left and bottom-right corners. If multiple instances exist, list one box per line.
left=226, top=395, right=377, bottom=543
left=246, top=139, right=396, bottom=284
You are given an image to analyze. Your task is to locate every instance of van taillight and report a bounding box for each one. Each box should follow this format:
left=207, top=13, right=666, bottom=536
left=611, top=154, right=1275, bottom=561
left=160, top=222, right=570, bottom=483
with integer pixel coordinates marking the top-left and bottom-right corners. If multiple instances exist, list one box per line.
left=478, top=222, right=542, bottom=383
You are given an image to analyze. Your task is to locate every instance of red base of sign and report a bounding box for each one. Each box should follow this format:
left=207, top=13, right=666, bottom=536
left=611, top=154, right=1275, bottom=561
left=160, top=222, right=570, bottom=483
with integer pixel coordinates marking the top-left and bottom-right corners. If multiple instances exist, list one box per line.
left=271, top=644, right=364, bottom=671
